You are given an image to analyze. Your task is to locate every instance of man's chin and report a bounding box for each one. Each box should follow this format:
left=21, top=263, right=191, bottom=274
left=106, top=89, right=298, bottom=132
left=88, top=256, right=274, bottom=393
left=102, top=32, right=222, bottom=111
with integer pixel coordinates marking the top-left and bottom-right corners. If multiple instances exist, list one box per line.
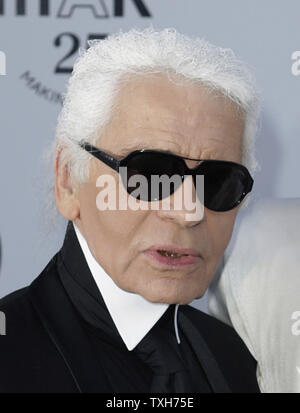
left=116, top=274, right=205, bottom=304
left=137, top=286, right=200, bottom=306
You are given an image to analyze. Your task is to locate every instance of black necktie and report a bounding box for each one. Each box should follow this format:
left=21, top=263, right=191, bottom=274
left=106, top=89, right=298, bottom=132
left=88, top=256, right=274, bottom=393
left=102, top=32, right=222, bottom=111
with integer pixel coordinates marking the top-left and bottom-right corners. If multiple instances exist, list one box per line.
left=132, top=304, right=210, bottom=392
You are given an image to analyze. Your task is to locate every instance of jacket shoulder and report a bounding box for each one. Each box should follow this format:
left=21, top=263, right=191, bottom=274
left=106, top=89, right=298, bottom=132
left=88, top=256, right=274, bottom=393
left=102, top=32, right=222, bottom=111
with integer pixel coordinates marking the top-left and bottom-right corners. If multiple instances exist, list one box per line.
left=0, top=286, right=30, bottom=313
left=0, top=257, right=77, bottom=393
left=0, top=286, right=36, bottom=340
left=0, top=257, right=57, bottom=332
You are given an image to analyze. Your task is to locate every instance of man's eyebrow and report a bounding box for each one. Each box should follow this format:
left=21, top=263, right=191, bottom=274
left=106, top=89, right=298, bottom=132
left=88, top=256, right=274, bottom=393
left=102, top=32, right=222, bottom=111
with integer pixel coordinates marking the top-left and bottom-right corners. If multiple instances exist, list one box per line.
left=117, top=144, right=160, bottom=157
left=117, top=145, right=145, bottom=157
left=117, top=144, right=175, bottom=158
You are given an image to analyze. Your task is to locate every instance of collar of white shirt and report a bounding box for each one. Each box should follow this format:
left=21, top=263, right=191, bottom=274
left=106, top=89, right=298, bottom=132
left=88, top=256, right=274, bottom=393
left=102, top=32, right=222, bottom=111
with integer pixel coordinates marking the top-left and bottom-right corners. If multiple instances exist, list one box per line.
left=73, top=222, right=170, bottom=351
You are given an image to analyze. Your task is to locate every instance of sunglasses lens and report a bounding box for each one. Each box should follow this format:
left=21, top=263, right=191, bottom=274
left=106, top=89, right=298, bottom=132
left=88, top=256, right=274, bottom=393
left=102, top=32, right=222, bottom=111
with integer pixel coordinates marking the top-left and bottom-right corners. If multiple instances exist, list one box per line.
left=122, top=152, right=184, bottom=201
left=120, top=151, right=252, bottom=210
left=194, top=161, right=250, bottom=212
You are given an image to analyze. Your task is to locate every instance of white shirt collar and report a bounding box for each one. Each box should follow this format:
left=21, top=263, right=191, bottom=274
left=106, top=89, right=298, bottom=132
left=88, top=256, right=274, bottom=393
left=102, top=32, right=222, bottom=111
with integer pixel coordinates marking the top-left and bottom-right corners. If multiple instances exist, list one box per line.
left=73, top=222, right=170, bottom=351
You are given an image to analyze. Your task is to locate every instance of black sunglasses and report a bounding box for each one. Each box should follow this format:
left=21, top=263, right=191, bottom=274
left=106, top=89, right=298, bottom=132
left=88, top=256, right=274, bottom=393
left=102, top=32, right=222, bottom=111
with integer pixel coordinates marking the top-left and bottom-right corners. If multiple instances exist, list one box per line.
left=78, top=141, right=253, bottom=212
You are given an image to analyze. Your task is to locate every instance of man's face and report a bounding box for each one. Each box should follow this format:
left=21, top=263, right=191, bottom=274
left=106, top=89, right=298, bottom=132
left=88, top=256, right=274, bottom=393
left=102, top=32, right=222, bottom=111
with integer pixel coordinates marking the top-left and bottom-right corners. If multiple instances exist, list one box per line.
left=73, top=73, right=244, bottom=305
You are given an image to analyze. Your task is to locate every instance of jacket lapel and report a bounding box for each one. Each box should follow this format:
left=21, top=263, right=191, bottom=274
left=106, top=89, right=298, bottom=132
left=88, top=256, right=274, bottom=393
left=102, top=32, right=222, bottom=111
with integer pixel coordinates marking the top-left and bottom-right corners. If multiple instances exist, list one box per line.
left=28, top=253, right=113, bottom=393
left=179, top=308, right=232, bottom=393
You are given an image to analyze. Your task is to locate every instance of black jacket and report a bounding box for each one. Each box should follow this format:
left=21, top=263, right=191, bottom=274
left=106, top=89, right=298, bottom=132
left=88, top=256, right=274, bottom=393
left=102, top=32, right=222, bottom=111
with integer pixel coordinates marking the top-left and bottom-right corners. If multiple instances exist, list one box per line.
left=0, top=222, right=260, bottom=393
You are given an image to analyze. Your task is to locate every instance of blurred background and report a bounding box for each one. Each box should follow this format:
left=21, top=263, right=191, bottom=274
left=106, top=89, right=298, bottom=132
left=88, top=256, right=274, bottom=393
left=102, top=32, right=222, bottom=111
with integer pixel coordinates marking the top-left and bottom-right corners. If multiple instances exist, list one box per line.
left=0, top=0, right=299, bottom=311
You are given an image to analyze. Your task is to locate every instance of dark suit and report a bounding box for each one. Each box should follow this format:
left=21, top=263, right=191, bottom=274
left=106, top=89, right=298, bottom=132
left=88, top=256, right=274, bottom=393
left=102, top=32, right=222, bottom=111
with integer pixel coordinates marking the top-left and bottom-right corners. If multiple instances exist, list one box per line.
left=0, top=222, right=260, bottom=393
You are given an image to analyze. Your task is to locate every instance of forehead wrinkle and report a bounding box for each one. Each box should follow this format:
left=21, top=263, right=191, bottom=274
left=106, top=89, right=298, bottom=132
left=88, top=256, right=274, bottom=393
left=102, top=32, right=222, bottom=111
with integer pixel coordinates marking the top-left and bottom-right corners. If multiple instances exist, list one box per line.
left=135, top=118, right=238, bottom=157
left=116, top=134, right=184, bottom=156
left=112, top=122, right=241, bottom=161
left=134, top=124, right=199, bottom=154
left=117, top=135, right=228, bottom=161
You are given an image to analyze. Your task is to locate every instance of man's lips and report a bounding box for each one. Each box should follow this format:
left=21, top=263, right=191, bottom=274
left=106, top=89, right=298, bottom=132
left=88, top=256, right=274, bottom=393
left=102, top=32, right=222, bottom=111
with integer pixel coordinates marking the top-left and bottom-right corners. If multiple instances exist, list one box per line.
left=145, top=245, right=201, bottom=257
left=143, top=245, right=201, bottom=267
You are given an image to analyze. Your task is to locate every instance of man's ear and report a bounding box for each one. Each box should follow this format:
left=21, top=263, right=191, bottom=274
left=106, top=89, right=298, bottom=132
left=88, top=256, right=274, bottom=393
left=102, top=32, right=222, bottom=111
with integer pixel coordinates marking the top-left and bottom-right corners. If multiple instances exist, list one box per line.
left=54, top=147, right=80, bottom=220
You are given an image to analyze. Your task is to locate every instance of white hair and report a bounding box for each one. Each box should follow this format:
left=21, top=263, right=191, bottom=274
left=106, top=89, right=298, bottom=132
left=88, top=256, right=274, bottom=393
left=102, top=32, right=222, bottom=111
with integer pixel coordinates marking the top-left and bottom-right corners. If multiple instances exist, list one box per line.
left=44, top=26, right=261, bottom=227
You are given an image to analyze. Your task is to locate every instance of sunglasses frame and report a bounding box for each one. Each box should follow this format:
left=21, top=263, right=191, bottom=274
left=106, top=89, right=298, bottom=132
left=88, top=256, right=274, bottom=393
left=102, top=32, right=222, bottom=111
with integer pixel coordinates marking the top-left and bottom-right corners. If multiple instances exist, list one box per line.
left=78, top=141, right=254, bottom=211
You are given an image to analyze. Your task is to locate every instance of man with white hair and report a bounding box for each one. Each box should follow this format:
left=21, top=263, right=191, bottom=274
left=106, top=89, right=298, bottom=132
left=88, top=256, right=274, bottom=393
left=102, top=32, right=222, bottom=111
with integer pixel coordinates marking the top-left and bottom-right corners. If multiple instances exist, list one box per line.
left=0, top=27, right=261, bottom=393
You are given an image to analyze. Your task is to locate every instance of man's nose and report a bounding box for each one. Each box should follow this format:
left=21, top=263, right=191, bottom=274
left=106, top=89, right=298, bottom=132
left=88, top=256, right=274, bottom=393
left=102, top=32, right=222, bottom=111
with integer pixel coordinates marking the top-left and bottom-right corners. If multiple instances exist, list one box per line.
left=156, top=175, right=205, bottom=227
